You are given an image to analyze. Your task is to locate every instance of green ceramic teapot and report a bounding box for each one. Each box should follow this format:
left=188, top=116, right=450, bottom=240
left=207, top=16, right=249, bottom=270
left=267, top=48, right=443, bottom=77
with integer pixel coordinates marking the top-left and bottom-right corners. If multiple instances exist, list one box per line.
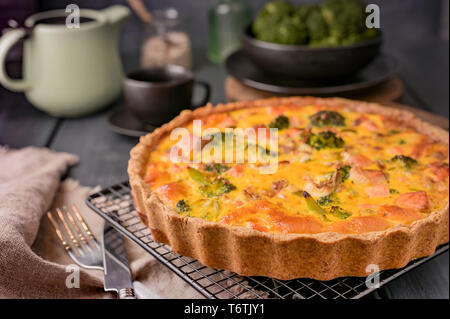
left=0, top=5, right=130, bottom=117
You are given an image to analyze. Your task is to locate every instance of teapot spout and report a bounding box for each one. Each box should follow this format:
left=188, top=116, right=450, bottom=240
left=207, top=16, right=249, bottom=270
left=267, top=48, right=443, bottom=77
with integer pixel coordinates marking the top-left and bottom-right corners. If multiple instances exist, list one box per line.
left=102, top=5, right=130, bottom=25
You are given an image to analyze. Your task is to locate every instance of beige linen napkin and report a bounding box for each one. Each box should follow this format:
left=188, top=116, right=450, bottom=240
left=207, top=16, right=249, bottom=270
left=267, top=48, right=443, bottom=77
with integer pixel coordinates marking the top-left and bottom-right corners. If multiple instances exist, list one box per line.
left=0, top=146, right=202, bottom=299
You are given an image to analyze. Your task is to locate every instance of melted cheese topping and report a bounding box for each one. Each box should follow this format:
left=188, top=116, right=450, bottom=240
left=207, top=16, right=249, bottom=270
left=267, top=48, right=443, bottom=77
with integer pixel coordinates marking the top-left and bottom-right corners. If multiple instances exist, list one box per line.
left=144, top=104, right=449, bottom=234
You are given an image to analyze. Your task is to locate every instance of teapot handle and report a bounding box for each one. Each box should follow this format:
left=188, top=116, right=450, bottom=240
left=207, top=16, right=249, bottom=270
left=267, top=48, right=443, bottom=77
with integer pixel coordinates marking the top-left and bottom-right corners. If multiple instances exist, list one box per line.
left=0, top=28, right=30, bottom=92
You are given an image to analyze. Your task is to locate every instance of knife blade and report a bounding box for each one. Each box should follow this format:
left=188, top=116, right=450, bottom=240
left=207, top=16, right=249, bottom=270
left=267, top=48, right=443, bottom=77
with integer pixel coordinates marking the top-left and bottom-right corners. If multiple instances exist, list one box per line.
left=102, top=221, right=136, bottom=299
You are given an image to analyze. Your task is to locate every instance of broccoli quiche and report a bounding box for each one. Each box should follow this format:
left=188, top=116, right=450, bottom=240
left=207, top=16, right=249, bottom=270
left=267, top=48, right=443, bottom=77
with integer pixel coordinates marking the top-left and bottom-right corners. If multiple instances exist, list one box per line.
left=129, top=97, right=449, bottom=280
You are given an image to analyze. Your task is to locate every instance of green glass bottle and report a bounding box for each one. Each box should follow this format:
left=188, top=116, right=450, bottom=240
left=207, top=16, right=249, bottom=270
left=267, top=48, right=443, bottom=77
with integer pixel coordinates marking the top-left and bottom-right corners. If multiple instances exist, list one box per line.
left=208, top=0, right=251, bottom=64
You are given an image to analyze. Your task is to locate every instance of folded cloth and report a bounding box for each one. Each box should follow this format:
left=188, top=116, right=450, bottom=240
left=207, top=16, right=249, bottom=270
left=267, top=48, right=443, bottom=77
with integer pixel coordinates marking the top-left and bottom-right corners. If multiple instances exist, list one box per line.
left=0, top=146, right=91, bottom=298
left=0, top=146, right=203, bottom=298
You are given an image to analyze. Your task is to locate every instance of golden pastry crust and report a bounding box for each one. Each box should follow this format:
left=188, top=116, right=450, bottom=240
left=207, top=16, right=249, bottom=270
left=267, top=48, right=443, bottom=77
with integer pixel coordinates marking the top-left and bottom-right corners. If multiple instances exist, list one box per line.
left=128, top=97, right=449, bottom=280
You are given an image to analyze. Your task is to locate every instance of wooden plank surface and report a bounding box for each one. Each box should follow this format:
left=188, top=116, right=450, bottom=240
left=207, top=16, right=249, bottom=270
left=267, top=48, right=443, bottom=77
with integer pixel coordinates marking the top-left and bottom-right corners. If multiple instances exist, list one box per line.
left=380, top=251, right=449, bottom=299
left=0, top=86, right=58, bottom=148
left=49, top=104, right=137, bottom=187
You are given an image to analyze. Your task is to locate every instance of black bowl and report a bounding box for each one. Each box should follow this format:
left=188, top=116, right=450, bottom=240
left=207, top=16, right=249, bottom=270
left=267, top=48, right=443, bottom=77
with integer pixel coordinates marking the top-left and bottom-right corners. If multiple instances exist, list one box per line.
left=242, top=26, right=382, bottom=80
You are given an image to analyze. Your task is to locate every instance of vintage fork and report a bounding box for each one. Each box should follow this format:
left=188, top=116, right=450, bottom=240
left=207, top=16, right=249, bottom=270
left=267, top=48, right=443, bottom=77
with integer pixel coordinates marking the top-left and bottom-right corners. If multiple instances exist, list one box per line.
left=48, top=205, right=156, bottom=299
left=47, top=205, right=103, bottom=270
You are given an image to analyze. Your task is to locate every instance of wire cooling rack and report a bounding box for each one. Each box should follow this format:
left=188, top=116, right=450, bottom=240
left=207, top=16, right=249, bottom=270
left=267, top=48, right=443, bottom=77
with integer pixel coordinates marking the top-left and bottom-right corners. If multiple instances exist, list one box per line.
left=86, top=181, right=449, bottom=299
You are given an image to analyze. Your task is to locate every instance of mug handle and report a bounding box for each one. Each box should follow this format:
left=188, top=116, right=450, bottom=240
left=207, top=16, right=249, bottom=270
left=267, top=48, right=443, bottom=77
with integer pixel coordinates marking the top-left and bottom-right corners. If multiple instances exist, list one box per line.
left=0, top=28, right=30, bottom=92
left=191, top=80, right=211, bottom=109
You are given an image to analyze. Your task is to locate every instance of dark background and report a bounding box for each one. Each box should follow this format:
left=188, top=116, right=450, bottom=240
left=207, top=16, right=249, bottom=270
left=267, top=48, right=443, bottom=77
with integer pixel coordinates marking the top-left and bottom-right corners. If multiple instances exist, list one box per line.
left=42, top=0, right=450, bottom=117
left=37, top=0, right=449, bottom=57
left=1, top=0, right=449, bottom=116
left=3, top=0, right=449, bottom=62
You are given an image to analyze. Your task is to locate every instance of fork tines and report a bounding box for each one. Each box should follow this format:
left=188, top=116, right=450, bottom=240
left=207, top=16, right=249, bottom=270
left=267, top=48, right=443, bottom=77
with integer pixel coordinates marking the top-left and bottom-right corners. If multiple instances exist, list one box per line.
left=47, top=205, right=100, bottom=256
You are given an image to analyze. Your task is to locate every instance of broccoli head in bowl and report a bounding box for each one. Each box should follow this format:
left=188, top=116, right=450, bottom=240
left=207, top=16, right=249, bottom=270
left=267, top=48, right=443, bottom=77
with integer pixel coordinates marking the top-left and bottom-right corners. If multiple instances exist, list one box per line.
left=253, top=0, right=308, bottom=45
left=252, top=0, right=378, bottom=46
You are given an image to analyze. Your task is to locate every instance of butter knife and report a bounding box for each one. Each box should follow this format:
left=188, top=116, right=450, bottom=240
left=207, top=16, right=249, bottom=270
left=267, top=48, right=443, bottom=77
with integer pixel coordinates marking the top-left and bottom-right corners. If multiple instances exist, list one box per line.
left=102, top=221, right=136, bottom=299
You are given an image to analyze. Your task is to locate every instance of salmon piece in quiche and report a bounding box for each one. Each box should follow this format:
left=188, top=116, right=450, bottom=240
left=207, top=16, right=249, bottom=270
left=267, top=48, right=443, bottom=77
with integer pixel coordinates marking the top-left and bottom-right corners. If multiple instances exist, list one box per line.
left=287, top=127, right=303, bottom=138
left=221, top=200, right=325, bottom=234
left=379, top=205, right=425, bottom=223
left=345, top=153, right=373, bottom=167
left=395, top=191, right=430, bottom=211
left=155, top=183, right=188, bottom=203
left=349, top=167, right=387, bottom=185
left=353, top=115, right=379, bottom=132
left=365, top=184, right=390, bottom=198
left=329, top=216, right=391, bottom=234
left=225, top=164, right=244, bottom=178
left=410, top=136, right=432, bottom=159
left=145, top=163, right=171, bottom=186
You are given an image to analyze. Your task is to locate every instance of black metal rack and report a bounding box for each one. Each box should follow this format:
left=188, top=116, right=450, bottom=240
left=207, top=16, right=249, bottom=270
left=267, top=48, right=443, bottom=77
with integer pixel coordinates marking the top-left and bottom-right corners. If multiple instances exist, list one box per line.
left=86, top=181, right=449, bottom=299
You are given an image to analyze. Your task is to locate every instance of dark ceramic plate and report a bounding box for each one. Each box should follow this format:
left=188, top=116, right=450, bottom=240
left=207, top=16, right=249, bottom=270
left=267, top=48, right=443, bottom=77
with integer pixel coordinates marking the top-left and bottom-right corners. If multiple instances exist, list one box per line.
left=225, top=50, right=398, bottom=95
left=107, top=106, right=157, bottom=137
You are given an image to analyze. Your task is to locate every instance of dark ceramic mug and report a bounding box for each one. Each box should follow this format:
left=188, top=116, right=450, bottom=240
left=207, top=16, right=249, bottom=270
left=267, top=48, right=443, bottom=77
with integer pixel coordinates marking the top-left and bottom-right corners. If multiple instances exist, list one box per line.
left=124, top=65, right=210, bottom=125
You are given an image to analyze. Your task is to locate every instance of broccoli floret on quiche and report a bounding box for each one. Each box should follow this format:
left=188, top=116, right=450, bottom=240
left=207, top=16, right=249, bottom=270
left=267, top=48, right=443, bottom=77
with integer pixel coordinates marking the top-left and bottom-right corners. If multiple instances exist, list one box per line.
left=204, top=163, right=230, bottom=174
left=188, top=168, right=236, bottom=198
left=317, top=195, right=332, bottom=206
left=219, top=181, right=237, bottom=194
left=388, top=129, right=400, bottom=135
left=176, top=200, right=191, bottom=213
left=337, top=165, right=351, bottom=182
left=307, top=131, right=344, bottom=150
left=329, top=206, right=351, bottom=219
left=317, top=194, right=336, bottom=206
left=309, top=110, right=345, bottom=127
left=389, top=155, right=418, bottom=169
left=269, top=115, right=290, bottom=130
left=199, top=179, right=236, bottom=198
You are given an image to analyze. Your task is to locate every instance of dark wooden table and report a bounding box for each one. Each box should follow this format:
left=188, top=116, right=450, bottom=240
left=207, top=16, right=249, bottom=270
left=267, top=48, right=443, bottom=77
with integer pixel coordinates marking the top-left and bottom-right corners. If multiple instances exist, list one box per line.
left=1, top=41, right=448, bottom=299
